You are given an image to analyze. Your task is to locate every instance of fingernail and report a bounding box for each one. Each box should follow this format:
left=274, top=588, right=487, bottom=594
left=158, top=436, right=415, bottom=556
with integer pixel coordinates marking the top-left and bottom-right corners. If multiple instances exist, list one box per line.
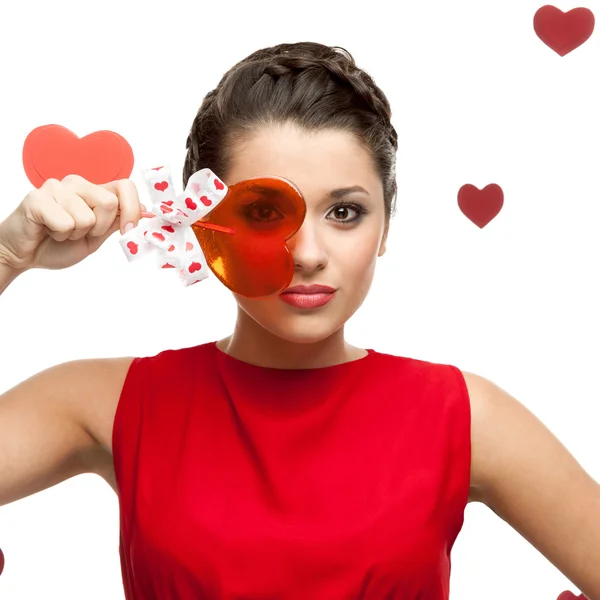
left=123, top=222, right=135, bottom=234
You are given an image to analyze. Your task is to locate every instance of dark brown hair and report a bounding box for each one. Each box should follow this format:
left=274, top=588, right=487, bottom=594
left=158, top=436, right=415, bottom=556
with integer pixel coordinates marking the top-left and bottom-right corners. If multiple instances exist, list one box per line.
left=183, top=42, right=398, bottom=222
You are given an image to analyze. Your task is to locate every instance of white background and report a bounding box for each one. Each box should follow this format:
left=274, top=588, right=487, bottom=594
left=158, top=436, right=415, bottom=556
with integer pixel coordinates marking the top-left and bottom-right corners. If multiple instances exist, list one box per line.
left=1, top=0, right=599, bottom=597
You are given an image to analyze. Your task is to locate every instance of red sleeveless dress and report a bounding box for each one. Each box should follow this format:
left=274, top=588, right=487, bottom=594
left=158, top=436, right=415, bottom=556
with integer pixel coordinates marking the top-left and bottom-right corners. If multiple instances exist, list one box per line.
left=113, top=341, right=470, bottom=599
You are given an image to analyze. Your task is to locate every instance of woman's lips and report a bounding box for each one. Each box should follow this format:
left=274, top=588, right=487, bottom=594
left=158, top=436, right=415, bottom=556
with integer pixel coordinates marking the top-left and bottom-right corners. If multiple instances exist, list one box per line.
left=279, top=291, right=336, bottom=309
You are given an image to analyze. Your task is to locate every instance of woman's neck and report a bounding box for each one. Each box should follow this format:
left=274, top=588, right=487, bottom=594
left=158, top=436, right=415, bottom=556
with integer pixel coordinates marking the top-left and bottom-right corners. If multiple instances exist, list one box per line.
left=216, top=330, right=367, bottom=370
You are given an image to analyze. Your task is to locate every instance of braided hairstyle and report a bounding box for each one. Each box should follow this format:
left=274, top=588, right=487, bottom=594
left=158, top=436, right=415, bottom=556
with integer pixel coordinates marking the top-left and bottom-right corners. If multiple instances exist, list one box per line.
left=183, top=42, right=398, bottom=222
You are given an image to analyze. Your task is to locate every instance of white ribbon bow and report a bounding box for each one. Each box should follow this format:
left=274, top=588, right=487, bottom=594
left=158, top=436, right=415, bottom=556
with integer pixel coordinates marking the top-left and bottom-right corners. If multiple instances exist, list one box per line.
left=119, top=165, right=228, bottom=286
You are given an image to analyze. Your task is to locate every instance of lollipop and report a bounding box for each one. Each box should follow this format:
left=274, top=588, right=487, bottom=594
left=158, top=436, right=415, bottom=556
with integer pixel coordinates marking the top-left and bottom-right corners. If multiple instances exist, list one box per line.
left=119, top=165, right=306, bottom=298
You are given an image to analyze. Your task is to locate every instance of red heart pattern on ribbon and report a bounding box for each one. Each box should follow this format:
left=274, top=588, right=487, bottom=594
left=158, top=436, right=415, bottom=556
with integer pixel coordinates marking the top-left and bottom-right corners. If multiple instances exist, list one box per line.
left=119, top=165, right=227, bottom=287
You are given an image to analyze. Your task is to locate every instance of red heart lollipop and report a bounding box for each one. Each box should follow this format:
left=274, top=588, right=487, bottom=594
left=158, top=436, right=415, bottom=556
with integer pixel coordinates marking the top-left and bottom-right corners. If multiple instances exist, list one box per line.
left=23, top=124, right=134, bottom=187
left=119, top=166, right=307, bottom=297
left=192, top=176, right=306, bottom=297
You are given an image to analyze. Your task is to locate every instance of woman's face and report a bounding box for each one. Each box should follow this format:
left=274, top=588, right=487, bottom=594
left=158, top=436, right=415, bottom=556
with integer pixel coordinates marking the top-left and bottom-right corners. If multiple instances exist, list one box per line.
left=224, top=122, right=389, bottom=344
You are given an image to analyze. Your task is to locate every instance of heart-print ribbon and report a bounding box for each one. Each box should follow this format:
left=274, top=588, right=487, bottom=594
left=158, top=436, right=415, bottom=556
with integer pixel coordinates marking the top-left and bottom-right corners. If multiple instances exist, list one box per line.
left=119, top=165, right=228, bottom=286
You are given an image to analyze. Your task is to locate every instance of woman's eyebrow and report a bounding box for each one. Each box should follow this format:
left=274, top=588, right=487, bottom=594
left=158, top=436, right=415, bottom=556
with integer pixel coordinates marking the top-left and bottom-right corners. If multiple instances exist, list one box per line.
left=327, top=185, right=370, bottom=199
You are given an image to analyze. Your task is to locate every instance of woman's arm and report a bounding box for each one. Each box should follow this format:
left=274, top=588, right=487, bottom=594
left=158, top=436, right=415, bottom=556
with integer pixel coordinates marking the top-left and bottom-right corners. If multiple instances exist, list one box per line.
left=464, top=370, right=600, bottom=599
left=0, top=261, right=24, bottom=295
left=0, top=357, right=132, bottom=507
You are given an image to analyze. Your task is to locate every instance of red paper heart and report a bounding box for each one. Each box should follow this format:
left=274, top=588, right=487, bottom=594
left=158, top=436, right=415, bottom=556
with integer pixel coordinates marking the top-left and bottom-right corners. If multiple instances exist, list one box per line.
left=534, top=5, right=595, bottom=56
left=557, top=592, right=588, bottom=600
left=457, top=184, right=504, bottom=228
left=22, top=125, right=134, bottom=188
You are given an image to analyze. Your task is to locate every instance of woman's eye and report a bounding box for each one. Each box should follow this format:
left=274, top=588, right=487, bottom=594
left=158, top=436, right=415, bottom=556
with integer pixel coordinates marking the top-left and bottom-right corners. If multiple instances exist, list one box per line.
left=245, top=203, right=285, bottom=223
left=327, top=204, right=364, bottom=224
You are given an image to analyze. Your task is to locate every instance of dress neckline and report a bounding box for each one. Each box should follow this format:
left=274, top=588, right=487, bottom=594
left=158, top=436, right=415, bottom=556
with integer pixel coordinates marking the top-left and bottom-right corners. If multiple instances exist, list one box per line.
left=212, top=341, right=376, bottom=372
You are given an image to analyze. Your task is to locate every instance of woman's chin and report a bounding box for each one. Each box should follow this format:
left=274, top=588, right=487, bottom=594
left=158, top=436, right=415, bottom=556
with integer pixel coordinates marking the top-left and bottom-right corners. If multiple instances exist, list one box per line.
left=261, top=319, right=343, bottom=345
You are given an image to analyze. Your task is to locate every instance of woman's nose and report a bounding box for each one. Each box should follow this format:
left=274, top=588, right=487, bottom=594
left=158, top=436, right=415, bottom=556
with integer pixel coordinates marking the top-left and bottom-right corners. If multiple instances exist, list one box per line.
left=286, top=221, right=329, bottom=272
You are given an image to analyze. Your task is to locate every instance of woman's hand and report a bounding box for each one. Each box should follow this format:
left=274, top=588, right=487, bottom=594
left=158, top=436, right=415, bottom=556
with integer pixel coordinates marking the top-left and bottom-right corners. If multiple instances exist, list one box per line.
left=0, top=175, right=145, bottom=272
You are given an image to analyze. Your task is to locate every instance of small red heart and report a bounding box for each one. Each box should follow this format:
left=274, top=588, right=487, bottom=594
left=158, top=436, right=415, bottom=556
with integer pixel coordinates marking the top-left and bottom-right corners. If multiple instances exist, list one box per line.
left=126, top=241, right=139, bottom=255
left=185, top=242, right=194, bottom=251
left=457, top=184, right=503, bottom=228
left=557, top=592, right=588, bottom=600
left=185, top=197, right=198, bottom=210
left=161, top=225, right=175, bottom=233
left=214, top=178, right=225, bottom=191
left=534, top=6, right=595, bottom=56
left=154, top=181, right=168, bottom=192
left=162, top=262, right=175, bottom=269
left=168, top=245, right=175, bottom=252
left=160, top=205, right=173, bottom=214
left=200, top=195, right=212, bottom=206
left=22, top=125, right=134, bottom=188
left=152, top=232, right=166, bottom=242
left=189, top=262, right=202, bottom=273
left=164, top=200, right=174, bottom=206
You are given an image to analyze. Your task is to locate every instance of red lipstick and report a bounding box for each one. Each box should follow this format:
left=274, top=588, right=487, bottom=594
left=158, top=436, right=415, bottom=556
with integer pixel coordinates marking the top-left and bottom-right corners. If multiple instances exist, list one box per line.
left=279, top=284, right=336, bottom=309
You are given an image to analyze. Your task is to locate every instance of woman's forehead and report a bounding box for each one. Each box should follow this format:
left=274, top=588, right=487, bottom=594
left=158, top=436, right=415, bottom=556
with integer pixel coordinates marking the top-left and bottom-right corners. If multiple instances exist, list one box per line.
left=226, top=125, right=381, bottom=197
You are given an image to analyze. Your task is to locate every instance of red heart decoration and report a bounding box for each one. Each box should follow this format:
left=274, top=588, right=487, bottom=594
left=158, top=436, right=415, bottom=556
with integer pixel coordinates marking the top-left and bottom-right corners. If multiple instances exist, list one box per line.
left=458, top=184, right=503, bottom=228
left=534, top=5, right=595, bottom=56
left=22, top=125, right=134, bottom=188
left=557, top=592, right=588, bottom=600
left=185, top=197, right=198, bottom=210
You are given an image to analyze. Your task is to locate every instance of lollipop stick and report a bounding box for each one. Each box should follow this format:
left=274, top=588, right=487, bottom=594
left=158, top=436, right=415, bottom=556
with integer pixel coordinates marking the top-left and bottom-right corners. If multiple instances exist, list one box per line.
left=130, top=211, right=236, bottom=235
left=194, top=222, right=236, bottom=235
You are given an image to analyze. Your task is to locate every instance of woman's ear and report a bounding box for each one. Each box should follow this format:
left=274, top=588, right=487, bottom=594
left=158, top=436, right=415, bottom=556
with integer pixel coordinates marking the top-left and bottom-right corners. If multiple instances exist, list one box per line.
left=378, top=222, right=389, bottom=257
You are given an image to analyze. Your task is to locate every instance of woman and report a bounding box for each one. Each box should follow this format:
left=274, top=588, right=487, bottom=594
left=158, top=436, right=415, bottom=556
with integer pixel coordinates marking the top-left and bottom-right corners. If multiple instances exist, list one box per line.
left=0, top=42, right=598, bottom=599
